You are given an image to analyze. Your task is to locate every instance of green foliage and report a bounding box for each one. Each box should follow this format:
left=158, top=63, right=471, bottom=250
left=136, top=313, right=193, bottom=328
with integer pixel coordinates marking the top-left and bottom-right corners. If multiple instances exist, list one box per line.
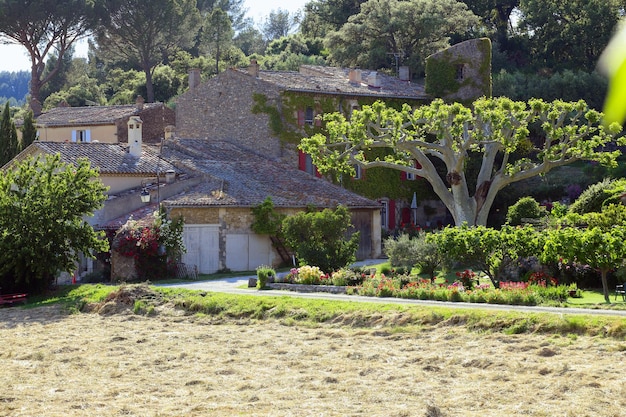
left=506, top=196, right=547, bottom=225
left=0, top=154, right=109, bottom=294
left=428, top=224, right=541, bottom=284
left=20, top=110, right=37, bottom=151
left=493, top=69, right=608, bottom=110
left=250, top=196, right=286, bottom=236
left=541, top=225, right=626, bottom=303
left=324, top=0, right=480, bottom=75
left=256, top=265, right=276, bottom=289
left=300, top=97, right=623, bottom=226
left=568, top=178, right=626, bottom=214
left=384, top=233, right=443, bottom=279
left=0, top=101, right=18, bottom=166
left=282, top=205, right=359, bottom=273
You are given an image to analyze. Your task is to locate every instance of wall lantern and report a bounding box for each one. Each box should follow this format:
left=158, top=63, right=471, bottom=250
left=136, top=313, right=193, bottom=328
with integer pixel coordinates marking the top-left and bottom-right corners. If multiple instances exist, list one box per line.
left=140, top=188, right=151, bottom=203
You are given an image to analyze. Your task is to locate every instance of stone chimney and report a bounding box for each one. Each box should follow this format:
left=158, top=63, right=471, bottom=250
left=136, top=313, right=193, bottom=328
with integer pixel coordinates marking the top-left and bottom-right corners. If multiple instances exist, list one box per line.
left=128, top=116, right=143, bottom=158
left=188, top=68, right=201, bottom=90
left=248, top=59, right=260, bottom=77
left=135, top=95, right=145, bottom=110
left=368, top=72, right=382, bottom=88
left=349, top=69, right=362, bottom=84
left=399, top=66, right=410, bottom=81
left=164, top=125, right=175, bottom=140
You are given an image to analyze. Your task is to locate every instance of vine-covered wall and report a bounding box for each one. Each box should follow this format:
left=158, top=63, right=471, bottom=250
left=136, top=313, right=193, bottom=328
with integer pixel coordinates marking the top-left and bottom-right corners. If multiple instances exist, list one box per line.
left=425, top=38, right=492, bottom=104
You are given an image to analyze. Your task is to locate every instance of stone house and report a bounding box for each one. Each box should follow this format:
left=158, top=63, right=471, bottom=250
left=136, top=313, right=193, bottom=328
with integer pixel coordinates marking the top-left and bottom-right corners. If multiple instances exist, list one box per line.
left=175, top=38, right=492, bottom=233
left=35, top=96, right=175, bottom=145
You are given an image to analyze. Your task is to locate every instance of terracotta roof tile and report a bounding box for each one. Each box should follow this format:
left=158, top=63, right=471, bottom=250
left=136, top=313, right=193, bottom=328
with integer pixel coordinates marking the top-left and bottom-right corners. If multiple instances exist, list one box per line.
left=161, top=139, right=380, bottom=209
left=31, top=142, right=179, bottom=176
left=35, top=103, right=164, bottom=127
left=237, top=65, right=428, bottom=100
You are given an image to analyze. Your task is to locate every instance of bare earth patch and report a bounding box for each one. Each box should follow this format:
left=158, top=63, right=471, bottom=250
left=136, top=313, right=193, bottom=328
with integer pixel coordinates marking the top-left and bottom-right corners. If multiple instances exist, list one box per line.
left=1, top=294, right=625, bottom=417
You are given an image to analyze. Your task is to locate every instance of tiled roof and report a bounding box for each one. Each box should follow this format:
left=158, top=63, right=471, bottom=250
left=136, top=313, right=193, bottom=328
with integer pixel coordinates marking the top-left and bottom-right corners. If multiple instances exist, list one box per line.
left=161, top=139, right=381, bottom=209
left=237, top=65, right=428, bottom=100
left=29, top=142, right=179, bottom=176
left=35, top=103, right=164, bottom=127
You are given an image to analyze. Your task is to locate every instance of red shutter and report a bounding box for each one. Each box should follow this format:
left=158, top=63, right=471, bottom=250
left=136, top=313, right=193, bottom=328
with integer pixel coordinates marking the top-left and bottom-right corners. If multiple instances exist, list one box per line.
left=297, top=109, right=305, bottom=127
left=400, top=171, right=407, bottom=181
left=401, top=207, right=411, bottom=224
left=315, top=167, right=322, bottom=178
left=298, top=150, right=307, bottom=171
left=389, top=200, right=396, bottom=230
left=415, top=160, right=422, bottom=178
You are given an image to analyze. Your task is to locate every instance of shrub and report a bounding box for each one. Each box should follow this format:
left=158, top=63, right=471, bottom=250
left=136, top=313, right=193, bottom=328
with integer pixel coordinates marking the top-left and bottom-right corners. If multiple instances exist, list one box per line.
left=384, top=233, right=417, bottom=269
left=256, top=265, right=276, bottom=289
left=282, top=205, right=359, bottom=273
left=293, top=265, right=324, bottom=285
left=506, top=196, right=547, bottom=225
left=384, top=233, right=443, bottom=280
left=569, top=178, right=626, bottom=214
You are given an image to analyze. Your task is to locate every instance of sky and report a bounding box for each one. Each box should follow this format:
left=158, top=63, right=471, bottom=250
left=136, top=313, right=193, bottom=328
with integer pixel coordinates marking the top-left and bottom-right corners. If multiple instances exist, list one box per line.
left=0, top=0, right=308, bottom=73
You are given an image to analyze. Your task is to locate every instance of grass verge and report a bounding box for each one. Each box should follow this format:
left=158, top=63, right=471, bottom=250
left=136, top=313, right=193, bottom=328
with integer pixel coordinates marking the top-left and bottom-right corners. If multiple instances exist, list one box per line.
left=23, top=283, right=626, bottom=340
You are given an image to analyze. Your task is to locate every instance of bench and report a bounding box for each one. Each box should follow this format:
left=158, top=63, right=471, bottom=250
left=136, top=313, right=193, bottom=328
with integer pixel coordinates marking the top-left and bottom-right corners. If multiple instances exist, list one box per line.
left=0, top=293, right=28, bottom=306
left=616, top=284, right=626, bottom=301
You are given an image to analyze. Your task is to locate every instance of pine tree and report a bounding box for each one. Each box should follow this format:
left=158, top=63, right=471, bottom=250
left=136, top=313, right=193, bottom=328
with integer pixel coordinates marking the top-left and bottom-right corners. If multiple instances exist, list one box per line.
left=0, top=102, right=19, bottom=166
left=20, top=110, right=37, bottom=151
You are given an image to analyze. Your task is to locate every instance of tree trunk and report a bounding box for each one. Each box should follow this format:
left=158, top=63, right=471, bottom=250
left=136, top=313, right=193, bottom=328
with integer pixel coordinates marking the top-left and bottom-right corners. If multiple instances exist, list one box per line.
left=601, top=268, right=610, bottom=303
left=144, top=65, right=155, bottom=103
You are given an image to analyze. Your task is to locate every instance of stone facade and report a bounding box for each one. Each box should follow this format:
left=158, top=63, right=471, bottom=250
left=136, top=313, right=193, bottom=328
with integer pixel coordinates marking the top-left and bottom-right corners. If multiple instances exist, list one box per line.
left=425, top=38, right=492, bottom=103
left=176, top=69, right=284, bottom=159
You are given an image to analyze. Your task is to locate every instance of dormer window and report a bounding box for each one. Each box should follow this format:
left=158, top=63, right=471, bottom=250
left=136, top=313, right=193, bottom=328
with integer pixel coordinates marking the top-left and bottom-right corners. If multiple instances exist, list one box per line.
left=455, top=64, right=465, bottom=81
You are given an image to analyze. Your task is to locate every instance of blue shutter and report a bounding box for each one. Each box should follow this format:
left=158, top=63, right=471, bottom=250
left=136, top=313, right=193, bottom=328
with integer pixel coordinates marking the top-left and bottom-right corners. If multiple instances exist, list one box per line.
left=85, top=130, right=91, bottom=142
left=71, top=130, right=77, bottom=142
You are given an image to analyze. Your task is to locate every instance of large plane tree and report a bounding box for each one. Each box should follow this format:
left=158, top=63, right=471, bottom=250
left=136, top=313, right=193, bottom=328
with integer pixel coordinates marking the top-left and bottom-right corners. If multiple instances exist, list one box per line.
left=300, top=97, right=623, bottom=226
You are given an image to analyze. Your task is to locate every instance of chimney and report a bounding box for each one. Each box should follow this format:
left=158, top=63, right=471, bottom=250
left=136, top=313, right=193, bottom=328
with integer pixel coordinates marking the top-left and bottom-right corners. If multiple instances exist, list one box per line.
left=399, top=66, right=410, bottom=81
left=128, top=116, right=143, bottom=158
left=165, top=169, right=176, bottom=184
left=188, top=68, right=201, bottom=90
left=135, top=95, right=145, bottom=110
left=164, top=125, right=175, bottom=140
left=349, top=69, right=362, bottom=84
left=248, top=59, right=260, bottom=77
left=368, top=72, right=382, bottom=88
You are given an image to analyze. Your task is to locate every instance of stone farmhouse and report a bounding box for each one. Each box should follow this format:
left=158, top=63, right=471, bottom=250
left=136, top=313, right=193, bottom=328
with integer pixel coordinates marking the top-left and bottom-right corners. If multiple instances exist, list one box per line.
left=175, top=38, right=492, bottom=234
left=34, top=96, right=175, bottom=145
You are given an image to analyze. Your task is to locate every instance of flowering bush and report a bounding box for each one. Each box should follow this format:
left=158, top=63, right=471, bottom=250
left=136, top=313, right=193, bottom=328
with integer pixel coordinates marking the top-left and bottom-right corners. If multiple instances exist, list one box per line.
left=291, top=265, right=325, bottom=285
left=455, top=269, right=478, bottom=290
left=112, top=210, right=185, bottom=280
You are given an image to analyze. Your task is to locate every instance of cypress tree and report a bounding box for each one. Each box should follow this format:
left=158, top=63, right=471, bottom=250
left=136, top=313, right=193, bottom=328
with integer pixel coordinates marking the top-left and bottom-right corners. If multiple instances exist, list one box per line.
left=20, top=110, right=37, bottom=151
left=0, top=102, right=19, bottom=166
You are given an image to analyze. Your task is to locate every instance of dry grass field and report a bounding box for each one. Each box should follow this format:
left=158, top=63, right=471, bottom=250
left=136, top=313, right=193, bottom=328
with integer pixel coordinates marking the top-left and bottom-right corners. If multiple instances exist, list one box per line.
left=1, top=291, right=625, bottom=417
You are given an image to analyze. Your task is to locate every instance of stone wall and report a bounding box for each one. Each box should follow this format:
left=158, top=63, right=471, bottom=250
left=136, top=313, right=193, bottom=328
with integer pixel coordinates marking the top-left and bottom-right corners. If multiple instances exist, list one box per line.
left=176, top=69, right=283, bottom=159
left=116, top=104, right=175, bottom=144
left=425, top=38, right=492, bottom=104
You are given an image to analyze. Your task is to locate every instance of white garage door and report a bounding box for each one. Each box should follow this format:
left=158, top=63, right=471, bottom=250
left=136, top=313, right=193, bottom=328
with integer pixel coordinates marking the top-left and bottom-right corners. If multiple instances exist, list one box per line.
left=225, top=234, right=271, bottom=271
left=182, top=225, right=219, bottom=274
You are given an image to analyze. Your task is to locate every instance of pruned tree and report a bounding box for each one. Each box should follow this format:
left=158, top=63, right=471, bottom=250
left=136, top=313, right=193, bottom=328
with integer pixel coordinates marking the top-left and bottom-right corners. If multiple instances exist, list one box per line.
left=95, top=0, right=201, bottom=102
left=20, top=110, right=37, bottom=151
left=300, top=97, right=623, bottom=226
left=0, top=0, right=106, bottom=110
left=0, top=154, right=108, bottom=294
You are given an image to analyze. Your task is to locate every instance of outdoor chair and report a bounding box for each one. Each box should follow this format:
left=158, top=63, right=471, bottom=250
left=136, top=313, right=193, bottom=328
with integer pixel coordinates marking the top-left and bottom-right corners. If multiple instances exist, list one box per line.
left=615, top=284, right=626, bottom=301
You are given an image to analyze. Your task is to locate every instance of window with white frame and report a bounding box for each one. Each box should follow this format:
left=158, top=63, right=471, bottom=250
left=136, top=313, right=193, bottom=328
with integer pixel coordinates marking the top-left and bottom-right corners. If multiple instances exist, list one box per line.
left=304, top=106, right=314, bottom=126
left=71, top=129, right=91, bottom=143
left=353, top=164, right=362, bottom=180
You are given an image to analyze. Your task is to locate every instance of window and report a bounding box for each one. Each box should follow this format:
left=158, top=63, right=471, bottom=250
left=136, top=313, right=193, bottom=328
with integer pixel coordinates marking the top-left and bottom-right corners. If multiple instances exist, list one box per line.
left=455, top=64, right=465, bottom=81
left=299, top=150, right=320, bottom=177
left=304, top=107, right=314, bottom=126
left=71, top=129, right=91, bottom=143
left=380, top=200, right=389, bottom=229
left=353, top=164, right=362, bottom=180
